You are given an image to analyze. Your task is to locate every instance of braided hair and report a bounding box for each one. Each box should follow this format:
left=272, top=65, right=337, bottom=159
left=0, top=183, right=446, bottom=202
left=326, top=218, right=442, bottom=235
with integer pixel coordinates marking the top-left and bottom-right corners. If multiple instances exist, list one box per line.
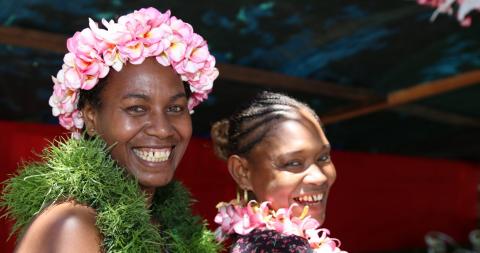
left=211, top=91, right=320, bottom=160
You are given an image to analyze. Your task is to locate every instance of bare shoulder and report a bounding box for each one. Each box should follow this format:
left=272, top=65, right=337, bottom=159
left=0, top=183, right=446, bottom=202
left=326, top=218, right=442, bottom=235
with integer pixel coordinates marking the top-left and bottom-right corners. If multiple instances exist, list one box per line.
left=16, top=201, right=102, bottom=253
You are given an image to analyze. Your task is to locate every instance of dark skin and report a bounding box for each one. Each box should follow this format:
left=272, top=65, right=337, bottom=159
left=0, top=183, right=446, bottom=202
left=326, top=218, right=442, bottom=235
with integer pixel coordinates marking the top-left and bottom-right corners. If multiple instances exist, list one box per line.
left=16, top=58, right=193, bottom=253
left=82, top=57, right=192, bottom=204
left=228, top=109, right=336, bottom=224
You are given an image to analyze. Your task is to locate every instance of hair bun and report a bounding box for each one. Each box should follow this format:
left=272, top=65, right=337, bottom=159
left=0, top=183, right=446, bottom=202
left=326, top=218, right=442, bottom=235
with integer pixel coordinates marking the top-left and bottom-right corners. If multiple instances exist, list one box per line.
left=210, top=119, right=231, bottom=160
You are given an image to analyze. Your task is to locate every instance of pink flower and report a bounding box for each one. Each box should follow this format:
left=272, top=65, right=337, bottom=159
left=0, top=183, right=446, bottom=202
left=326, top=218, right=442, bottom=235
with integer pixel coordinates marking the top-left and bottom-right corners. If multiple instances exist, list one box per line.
left=317, top=238, right=345, bottom=253
left=64, top=33, right=109, bottom=90
left=118, top=40, right=147, bottom=64
left=90, top=18, right=131, bottom=45
left=166, top=39, right=187, bottom=62
left=143, top=24, right=173, bottom=55
left=59, top=110, right=83, bottom=131
left=49, top=77, right=78, bottom=116
left=165, top=17, right=193, bottom=62
left=102, top=46, right=126, bottom=71
left=417, top=0, right=480, bottom=26
left=457, top=0, right=480, bottom=25
left=136, top=7, right=171, bottom=27
left=174, top=34, right=209, bottom=75
left=169, top=16, right=194, bottom=42
left=214, top=200, right=271, bottom=242
left=213, top=200, right=348, bottom=253
left=57, top=65, right=81, bottom=90
left=50, top=7, right=218, bottom=135
left=67, top=28, right=103, bottom=62
left=186, top=55, right=218, bottom=88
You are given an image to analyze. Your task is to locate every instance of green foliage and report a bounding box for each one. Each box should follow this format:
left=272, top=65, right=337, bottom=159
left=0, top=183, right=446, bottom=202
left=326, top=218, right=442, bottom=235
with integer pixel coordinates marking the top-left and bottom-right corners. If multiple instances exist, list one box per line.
left=1, top=136, right=220, bottom=252
left=153, top=182, right=221, bottom=253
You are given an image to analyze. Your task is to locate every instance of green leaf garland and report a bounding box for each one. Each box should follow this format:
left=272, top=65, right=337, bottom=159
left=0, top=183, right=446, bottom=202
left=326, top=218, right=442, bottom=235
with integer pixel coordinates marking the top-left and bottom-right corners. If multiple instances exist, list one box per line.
left=1, top=136, right=221, bottom=253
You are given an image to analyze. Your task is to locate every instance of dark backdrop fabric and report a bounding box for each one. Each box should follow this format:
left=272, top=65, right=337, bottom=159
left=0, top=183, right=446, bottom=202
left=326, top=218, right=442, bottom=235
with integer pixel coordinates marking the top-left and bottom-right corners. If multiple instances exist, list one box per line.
left=0, top=120, right=478, bottom=253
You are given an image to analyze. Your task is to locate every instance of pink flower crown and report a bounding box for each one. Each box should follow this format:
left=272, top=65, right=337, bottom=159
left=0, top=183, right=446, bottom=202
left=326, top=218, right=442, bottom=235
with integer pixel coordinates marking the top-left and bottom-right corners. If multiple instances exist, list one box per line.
left=417, top=0, right=480, bottom=26
left=214, top=200, right=347, bottom=253
left=48, top=7, right=219, bottom=137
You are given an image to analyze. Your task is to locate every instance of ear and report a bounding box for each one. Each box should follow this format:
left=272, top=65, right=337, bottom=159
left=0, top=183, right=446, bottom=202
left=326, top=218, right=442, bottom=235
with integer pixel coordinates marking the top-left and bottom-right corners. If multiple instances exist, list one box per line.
left=227, top=155, right=253, bottom=191
left=81, top=103, right=98, bottom=136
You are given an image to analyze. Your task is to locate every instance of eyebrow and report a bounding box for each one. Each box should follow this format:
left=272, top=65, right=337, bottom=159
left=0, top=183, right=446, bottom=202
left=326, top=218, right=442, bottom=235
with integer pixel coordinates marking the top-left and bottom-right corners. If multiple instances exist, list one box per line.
left=121, top=92, right=187, bottom=102
left=281, top=144, right=332, bottom=156
left=122, top=93, right=149, bottom=100
left=170, top=92, right=187, bottom=102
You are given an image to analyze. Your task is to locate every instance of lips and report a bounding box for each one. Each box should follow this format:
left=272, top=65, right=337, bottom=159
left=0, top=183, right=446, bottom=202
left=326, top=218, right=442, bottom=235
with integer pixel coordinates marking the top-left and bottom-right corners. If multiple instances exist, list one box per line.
left=133, top=147, right=172, bottom=163
left=293, top=193, right=324, bottom=206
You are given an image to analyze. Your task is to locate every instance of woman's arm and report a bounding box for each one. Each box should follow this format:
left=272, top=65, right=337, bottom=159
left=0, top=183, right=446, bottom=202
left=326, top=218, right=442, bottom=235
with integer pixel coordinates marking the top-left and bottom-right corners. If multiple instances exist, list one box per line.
left=15, top=202, right=102, bottom=253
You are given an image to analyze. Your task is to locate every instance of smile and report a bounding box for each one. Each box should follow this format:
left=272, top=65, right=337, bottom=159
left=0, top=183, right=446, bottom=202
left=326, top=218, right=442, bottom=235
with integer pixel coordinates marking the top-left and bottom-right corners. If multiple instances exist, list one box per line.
left=133, top=147, right=172, bottom=163
left=293, top=193, right=324, bottom=205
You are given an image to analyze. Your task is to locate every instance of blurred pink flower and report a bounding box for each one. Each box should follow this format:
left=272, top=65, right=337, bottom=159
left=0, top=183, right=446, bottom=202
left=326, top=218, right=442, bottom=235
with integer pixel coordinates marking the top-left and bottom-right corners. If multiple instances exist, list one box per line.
left=417, top=0, right=480, bottom=26
left=214, top=200, right=347, bottom=253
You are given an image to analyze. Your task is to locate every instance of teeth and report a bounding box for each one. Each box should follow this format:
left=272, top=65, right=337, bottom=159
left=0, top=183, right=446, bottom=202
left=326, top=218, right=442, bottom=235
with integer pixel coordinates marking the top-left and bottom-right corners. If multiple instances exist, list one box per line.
left=133, top=148, right=171, bottom=162
left=295, top=194, right=324, bottom=203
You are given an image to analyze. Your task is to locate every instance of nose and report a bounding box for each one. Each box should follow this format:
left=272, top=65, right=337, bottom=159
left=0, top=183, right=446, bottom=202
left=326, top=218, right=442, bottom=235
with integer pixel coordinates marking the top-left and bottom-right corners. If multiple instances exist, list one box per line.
left=144, top=111, right=175, bottom=139
left=304, top=163, right=329, bottom=186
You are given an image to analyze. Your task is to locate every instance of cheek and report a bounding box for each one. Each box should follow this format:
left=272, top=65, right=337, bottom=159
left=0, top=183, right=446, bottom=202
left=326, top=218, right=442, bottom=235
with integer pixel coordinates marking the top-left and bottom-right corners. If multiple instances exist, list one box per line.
left=253, top=172, right=299, bottom=209
left=95, top=115, right=140, bottom=168
left=95, top=109, right=140, bottom=142
left=179, top=117, right=192, bottom=140
left=104, top=128, right=135, bottom=166
left=173, top=116, right=192, bottom=148
left=171, top=116, right=192, bottom=162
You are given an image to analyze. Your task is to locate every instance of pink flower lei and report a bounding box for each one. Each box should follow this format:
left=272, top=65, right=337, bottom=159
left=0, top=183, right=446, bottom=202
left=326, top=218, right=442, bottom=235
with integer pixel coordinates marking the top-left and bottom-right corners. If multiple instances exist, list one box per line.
left=214, top=200, right=347, bottom=253
left=48, top=7, right=219, bottom=138
left=417, top=0, right=480, bottom=26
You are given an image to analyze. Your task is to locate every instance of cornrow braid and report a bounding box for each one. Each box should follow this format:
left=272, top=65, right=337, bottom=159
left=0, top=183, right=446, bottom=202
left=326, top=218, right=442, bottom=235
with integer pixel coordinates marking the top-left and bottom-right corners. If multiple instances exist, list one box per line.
left=210, top=91, right=320, bottom=160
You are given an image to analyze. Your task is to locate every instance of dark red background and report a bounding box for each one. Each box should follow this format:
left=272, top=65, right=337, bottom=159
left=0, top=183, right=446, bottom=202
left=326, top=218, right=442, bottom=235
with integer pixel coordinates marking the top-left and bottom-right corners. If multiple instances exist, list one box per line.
left=1, top=120, right=478, bottom=252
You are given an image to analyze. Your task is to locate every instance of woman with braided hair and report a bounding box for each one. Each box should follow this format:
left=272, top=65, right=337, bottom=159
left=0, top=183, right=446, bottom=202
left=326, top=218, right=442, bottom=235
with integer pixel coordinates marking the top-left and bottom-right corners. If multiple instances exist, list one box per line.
left=211, top=91, right=346, bottom=252
left=2, top=7, right=220, bottom=253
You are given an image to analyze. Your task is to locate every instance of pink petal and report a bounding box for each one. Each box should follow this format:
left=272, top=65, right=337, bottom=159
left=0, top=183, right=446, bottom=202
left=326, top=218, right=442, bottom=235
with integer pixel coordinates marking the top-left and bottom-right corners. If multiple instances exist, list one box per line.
left=167, top=41, right=187, bottom=62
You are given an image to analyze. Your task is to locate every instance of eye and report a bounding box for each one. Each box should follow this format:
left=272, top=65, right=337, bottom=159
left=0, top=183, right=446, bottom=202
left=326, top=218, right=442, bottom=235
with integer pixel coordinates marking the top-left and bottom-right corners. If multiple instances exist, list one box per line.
left=167, top=104, right=185, bottom=113
left=125, top=105, right=146, bottom=115
left=317, top=154, right=331, bottom=163
left=284, top=160, right=303, bottom=167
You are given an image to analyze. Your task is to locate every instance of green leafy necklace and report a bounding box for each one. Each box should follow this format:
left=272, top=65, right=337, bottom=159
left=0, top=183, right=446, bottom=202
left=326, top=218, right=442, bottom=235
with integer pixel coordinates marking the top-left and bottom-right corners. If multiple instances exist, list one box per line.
left=1, top=136, right=220, bottom=253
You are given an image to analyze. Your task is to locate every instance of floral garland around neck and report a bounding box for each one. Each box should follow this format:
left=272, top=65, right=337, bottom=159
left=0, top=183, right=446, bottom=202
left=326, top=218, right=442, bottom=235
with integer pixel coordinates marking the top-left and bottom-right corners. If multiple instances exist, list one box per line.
left=214, top=200, right=347, bottom=253
left=1, top=136, right=220, bottom=253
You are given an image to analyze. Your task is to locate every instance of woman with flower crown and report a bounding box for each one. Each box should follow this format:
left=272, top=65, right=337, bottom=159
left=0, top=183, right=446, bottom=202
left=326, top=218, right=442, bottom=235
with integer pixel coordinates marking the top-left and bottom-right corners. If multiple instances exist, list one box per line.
left=211, top=91, right=347, bottom=253
left=2, top=7, right=220, bottom=253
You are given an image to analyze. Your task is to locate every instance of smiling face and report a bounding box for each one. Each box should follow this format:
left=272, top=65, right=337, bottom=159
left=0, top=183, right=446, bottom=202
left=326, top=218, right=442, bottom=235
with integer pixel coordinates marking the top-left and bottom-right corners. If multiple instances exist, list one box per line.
left=243, top=111, right=336, bottom=224
left=82, top=57, right=192, bottom=191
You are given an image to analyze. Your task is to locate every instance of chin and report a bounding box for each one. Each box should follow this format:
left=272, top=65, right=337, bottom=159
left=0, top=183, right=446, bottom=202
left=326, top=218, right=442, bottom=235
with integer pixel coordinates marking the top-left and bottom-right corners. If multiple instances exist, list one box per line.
left=138, top=173, right=175, bottom=188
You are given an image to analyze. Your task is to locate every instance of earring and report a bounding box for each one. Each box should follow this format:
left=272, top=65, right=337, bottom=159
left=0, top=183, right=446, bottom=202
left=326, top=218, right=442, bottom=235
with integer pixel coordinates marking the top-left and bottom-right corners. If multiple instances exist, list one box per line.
left=236, top=187, right=249, bottom=204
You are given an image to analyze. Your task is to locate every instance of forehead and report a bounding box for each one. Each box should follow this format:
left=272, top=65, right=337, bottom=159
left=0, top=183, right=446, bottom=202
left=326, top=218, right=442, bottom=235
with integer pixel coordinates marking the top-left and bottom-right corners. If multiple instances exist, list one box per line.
left=101, top=58, right=184, bottom=98
left=250, top=114, right=327, bottom=156
left=267, top=118, right=323, bottom=144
